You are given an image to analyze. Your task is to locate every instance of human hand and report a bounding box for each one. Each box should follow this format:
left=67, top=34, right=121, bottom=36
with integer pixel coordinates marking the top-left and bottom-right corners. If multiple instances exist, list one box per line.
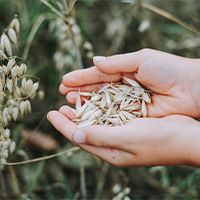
left=60, top=49, right=200, bottom=118
left=47, top=106, right=200, bottom=167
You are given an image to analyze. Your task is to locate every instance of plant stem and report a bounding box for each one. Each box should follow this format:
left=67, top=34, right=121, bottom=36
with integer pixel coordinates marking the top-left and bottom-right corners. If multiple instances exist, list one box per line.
left=40, top=0, right=70, bottom=24
left=80, top=150, right=87, bottom=199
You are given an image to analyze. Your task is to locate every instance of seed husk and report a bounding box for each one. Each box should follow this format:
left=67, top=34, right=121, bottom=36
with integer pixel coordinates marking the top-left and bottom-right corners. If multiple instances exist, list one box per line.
left=73, top=77, right=151, bottom=127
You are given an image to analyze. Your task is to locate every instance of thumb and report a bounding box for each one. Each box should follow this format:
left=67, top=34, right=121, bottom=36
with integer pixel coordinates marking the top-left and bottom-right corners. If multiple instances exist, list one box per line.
left=72, top=125, right=124, bottom=148
left=93, top=49, right=150, bottom=74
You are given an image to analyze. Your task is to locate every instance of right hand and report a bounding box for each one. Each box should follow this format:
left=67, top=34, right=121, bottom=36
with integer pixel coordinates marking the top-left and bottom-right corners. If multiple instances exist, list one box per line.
left=60, top=49, right=200, bottom=118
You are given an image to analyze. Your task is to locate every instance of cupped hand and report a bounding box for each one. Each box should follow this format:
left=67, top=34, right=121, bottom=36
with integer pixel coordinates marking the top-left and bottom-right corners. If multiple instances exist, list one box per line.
left=47, top=106, right=200, bottom=167
left=60, top=49, right=200, bottom=118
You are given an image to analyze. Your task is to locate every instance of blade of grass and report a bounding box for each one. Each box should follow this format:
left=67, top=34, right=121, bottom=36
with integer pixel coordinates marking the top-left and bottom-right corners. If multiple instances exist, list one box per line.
left=80, top=150, right=87, bottom=199
left=0, top=169, right=7, bottom=198
left=69, top=0, right=77, bottom=12
left=22, top=13, right=56, bottom=60
left=40, top=0, right=70, bottom=24
left=26, top=161, right=45, bottom=198
left=62, top=0, right=69, bottom=14
left=140, top=2, right=200, bottom=35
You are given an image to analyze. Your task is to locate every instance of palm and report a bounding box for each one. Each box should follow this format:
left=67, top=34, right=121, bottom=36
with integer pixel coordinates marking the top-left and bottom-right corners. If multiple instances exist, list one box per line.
left=132, top=53, right=198, bottom=117
left=61, top=49, right=200, bottom=118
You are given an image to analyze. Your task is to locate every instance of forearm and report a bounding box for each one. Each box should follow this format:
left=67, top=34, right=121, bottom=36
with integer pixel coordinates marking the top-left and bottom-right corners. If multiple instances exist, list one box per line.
left=187, top=58, right=200, bottom=117
left=186, top=120, right=200, bottom=167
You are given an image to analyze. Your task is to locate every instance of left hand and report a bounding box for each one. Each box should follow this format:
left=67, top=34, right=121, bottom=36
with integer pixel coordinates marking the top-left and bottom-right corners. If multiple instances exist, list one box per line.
left=47, top=106, right=200, bottom=167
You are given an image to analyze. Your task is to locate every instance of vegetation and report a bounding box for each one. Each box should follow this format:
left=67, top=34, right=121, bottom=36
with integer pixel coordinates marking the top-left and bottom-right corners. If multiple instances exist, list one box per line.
left=0, top=0, right=200, bottom=199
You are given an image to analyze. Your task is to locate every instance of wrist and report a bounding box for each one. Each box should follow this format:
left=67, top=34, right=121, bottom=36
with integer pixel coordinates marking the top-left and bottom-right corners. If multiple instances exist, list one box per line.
left=185, top=58, right=200, bottom=118
left=184, top=120, right=200, bottom=167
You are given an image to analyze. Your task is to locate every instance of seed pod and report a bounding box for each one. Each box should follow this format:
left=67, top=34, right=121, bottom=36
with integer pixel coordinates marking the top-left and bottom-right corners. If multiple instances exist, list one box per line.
left=3, top=150, right=8, bottom=159
left=20, top=101, right=25, bottom=117
left=91, top=94, right=101, bottom=101
left=22, top=77, right=26, bottom=93
left=0, top=93, right=4, bottom=103
left=77, top=119, right=97, bottom=128
left=3, top=129, right=10, bottom=138
left=7, top=59, right=15, bottom=73
left=8, top=28, right=17, bottom=46
left=0, top=49, right=7, bottom=59
left=19, top=63, right=27, bottom=76
left=122, top=77, right=141, bottom=88
left=76, top=91, right=81, bottom=110
left=76, top=101, right=89, bottom=118
left=38, top=90, right=45, bottom=100
left=8, top=105, right=14, bottom=116
left=104, top=89, right=111, bottom=107
left=2, top=65, right=7, bottom=73
left=82, top=107, right=98, bottom=121
left=9, top=99, right=15, bottom=106
left=24, top=100, right=31, bottom=113
left=25, top=79, right=33, bottom=94
left=0, top=82, right=3, bottom=92
left=1, top=33, right=12, bottom=56
left=0, top=66, right=3, bottom=73
left=2, top=116, right=8, bottom=127
left=9, top=141, right=16, bottom=154
left=3, top=107, right=9, bottom=118
left=13, top=107, right=19, bottom=121
left=28, top=82, right=39, bottom=97
left=6, top=78, right=12, bottom=93
left=15, top=86, right=21, bottom=97
left=3, top=141, right=9, bottom=149
left=11, top=66, right=19, bottom=78
left=10, top=18, right=20, bottom=34
left=142, top=100, right=147, bottom=117
left=142, top=92, right=151, bottom=103
left=100, top=95, right=106, bottom=109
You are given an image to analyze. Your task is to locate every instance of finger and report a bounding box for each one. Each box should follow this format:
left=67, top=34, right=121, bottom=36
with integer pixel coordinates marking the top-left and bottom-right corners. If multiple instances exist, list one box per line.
left=62, top=66, right=121, bottom=87
left=59, top=106, right=76, bottom=120
left=93, top=49, right=154, bottom=74
left=47, top=111, right=135, bottom=166
left=59, top=82, right=111, bottom=95
left=66, top=91, right=80, bottom=105
left=47, top=110, right=77, bottom=141
left=72, top=125, right=127, bottom=149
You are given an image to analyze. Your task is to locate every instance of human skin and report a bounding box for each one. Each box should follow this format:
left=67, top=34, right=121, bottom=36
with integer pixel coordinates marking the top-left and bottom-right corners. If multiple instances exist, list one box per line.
left=47, top=49, right=200, bottom=167
left=60, top=49, right=200, bottom=118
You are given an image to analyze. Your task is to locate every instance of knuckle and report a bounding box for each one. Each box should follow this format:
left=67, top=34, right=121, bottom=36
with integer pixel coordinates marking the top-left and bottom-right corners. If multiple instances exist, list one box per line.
left=138, top=48, right=152, bottom=55
left=98, top=71, right=106, bottom=82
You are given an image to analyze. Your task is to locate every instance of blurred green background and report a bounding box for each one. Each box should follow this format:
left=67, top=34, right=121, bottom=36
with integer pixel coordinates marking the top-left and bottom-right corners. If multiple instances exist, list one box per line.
left=0, top=0, right=200, bottom=199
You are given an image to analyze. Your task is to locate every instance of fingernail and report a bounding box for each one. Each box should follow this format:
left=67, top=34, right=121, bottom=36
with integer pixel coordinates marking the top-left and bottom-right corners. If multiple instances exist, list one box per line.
left=93, top=56, right=106, bottom=62
left=72, top=130, right=86, bottom=143
left=47, top=112, right=51, bottom=121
